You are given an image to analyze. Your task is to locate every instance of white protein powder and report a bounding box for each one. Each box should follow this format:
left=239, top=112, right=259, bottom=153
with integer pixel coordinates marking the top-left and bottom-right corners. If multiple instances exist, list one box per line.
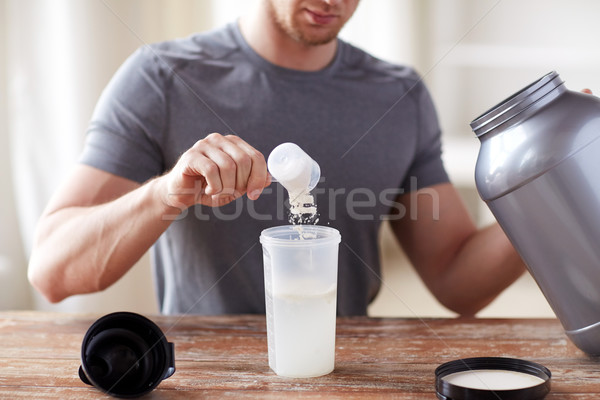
left=443, top=369, right=545, bottom=390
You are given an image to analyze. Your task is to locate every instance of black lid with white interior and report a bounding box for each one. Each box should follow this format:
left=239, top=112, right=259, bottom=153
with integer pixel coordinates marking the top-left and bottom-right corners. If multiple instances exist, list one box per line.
left=435, top=357, right=551, bottom=400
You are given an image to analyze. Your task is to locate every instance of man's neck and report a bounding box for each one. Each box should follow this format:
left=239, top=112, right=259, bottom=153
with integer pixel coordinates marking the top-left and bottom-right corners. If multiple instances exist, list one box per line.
left=238, top=10, right=338, bottom=72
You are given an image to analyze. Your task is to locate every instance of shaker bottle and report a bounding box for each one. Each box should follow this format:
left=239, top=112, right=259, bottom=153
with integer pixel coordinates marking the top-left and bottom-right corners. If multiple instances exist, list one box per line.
left=471, top=71, right=600, bottom=355
left=260, top=225, right=341, bottom=377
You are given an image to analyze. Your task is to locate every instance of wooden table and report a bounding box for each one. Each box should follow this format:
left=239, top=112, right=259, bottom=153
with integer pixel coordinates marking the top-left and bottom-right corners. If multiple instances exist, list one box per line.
left=0, top=312, right=599, bottom=399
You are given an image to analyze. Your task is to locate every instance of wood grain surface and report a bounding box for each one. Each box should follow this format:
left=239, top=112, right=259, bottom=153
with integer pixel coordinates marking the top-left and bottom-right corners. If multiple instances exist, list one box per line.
left=0, top=312, right=599, bottom=398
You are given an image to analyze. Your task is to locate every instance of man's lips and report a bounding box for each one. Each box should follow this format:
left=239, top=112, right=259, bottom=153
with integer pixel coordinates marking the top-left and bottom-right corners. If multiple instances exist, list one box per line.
left=305, top=9, right=338, bottom=25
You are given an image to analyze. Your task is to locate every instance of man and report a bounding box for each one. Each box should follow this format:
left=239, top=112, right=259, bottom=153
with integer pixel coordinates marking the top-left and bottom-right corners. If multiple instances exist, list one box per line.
left=28, top=0, right=524, bottom=315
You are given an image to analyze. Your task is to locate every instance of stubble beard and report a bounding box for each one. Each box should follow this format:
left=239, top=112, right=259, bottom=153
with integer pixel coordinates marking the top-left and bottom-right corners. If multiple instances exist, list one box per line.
left=270, top=5, right=341, bottom=46
left=287, top=22, right=340, bottom=46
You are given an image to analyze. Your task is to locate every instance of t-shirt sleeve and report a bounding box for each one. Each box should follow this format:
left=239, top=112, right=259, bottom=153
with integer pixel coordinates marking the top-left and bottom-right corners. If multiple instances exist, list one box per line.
left=400, top=79, right=450, bottom=191
left=79, top=45, right=168, bottom=183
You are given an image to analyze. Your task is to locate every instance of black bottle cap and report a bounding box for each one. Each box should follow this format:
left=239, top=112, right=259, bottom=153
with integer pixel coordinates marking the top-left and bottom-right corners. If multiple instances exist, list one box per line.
left=78, top=312, right=175, bottom=398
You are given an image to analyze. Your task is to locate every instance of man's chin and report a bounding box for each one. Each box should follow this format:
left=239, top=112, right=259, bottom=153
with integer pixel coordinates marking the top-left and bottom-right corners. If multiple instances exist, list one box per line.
left=295, top=30, right=339, bottom=46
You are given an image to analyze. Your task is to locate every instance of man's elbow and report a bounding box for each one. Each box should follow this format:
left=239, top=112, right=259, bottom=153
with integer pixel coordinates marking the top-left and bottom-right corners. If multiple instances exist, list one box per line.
left=27, top=256, right=68, bottom=304
left=438, top=294, right=493, bottom=317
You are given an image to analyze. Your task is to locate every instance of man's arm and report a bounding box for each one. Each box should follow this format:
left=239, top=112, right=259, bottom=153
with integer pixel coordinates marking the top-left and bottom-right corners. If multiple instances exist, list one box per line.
left=28, top=133, right=268, bottom=303
left=389, top=182, right=525, bottom=316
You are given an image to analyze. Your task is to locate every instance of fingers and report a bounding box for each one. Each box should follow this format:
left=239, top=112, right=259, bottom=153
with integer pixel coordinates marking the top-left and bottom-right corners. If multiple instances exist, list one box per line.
left=226, top=135, right=268, bottom=200
left=200, top=145, right=237, bottom=196
left=176, top=133, right=268, bottom=206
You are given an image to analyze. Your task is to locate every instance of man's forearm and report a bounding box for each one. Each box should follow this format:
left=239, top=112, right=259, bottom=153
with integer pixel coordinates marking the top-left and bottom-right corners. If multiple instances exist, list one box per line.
left=434, top=224, right=526, bottom=316
left=28, top=177, right=178, bottom=303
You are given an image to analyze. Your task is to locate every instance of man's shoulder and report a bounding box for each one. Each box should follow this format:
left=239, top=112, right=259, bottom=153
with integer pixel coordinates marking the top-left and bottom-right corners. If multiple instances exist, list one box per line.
left=139, top=23, right=241, bottom=68
left=337, top=40, right=421, bottom=86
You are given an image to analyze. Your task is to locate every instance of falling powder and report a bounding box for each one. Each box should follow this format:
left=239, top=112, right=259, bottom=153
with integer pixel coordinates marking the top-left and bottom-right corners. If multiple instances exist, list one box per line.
left=267, top=143, right=320, bottom=226
left=288, top=190, right=319, bottom=225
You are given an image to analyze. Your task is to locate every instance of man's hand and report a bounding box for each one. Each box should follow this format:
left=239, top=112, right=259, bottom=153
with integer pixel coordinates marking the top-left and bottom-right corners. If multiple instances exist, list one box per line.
left=162, top=133, right=270, bottom=211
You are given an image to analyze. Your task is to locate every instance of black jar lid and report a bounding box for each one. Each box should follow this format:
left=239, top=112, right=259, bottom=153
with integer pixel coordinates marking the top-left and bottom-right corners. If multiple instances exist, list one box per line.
left=435, top=357, right=551, bottom=400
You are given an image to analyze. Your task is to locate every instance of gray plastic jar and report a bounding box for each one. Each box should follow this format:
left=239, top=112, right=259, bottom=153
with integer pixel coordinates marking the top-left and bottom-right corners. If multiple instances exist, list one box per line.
left=472, top=71, right=600, bottom=355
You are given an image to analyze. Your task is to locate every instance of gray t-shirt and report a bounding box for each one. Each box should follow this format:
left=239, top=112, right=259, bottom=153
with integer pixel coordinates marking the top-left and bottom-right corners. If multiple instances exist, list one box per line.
left=80, top=22, right=449, bottom=315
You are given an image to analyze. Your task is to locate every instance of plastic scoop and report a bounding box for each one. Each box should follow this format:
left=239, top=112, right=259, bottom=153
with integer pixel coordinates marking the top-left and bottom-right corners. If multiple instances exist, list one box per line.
left=267, top=143, right=320, bottom=193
